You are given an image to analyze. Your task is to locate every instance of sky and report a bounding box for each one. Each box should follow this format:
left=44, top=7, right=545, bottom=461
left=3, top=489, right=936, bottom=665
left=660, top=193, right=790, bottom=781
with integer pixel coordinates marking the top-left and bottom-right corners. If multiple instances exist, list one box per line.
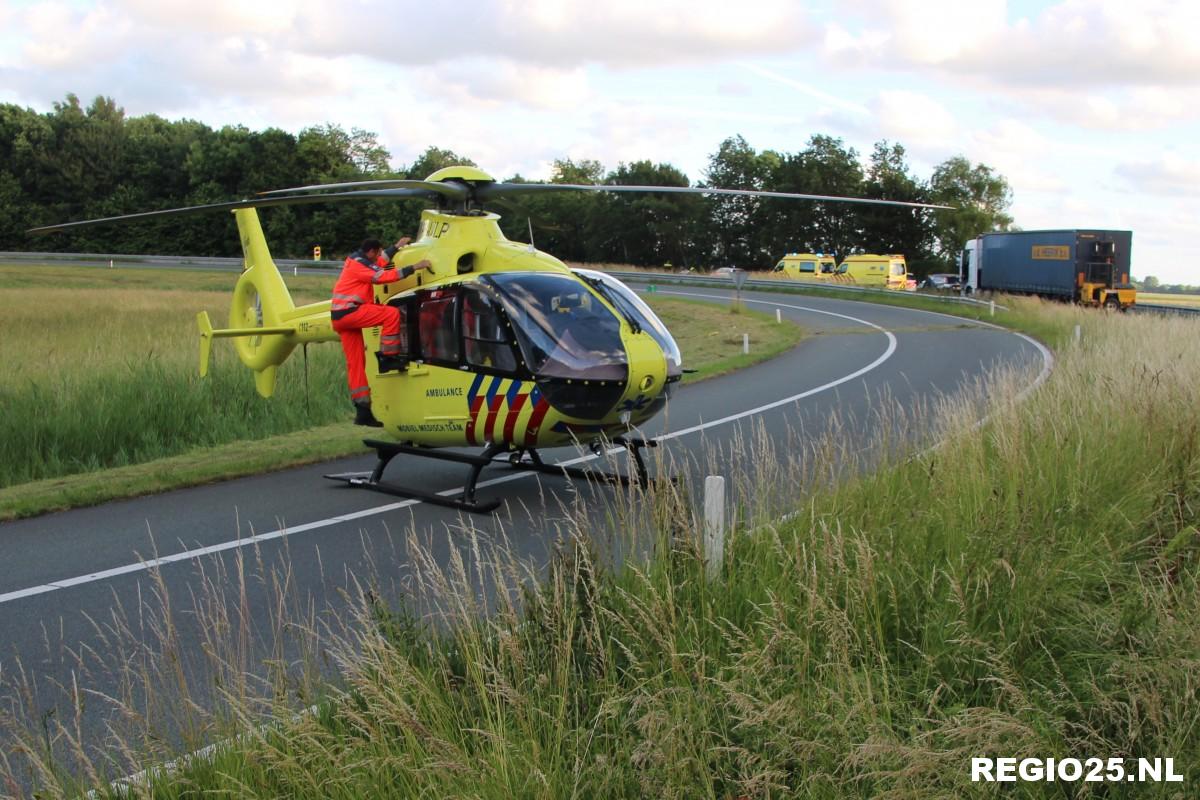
left=1, top=0, right=1197, bottom=282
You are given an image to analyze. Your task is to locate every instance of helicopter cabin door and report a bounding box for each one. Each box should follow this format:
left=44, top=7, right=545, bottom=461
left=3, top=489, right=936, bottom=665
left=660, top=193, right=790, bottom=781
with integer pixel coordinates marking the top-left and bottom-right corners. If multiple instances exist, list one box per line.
left=373, top=286, right=524, bottom=446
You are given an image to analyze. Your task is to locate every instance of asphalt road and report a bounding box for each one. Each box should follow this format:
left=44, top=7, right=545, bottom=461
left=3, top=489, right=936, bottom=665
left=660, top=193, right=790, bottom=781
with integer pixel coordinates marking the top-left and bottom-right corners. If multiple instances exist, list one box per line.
left=0, top=286, right=1050, bottom=788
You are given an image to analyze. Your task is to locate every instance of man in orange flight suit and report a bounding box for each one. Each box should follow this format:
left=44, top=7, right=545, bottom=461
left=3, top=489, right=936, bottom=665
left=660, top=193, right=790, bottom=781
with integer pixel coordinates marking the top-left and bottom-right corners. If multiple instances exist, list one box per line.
left=332, top=236, right=431, bottom=426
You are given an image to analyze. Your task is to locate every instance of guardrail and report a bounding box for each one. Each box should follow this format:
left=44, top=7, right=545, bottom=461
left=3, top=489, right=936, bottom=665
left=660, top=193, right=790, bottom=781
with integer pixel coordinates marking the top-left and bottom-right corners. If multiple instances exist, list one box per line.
left=606, top=270, right=1006, bottom=310
left=0, top=250, right=333, bottom=270
left=1, top=252, right=987, bottom=306
left=1130, top=303, right=1200, bottom=317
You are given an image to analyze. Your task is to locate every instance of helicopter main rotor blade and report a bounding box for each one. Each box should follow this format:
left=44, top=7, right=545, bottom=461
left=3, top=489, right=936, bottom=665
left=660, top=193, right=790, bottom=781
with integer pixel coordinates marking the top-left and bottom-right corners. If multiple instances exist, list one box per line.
left=28, top=188, right=442, bottom=234
left=257, top=179, right=469, bottom=200
left=477, top=182, right=955, bottom=211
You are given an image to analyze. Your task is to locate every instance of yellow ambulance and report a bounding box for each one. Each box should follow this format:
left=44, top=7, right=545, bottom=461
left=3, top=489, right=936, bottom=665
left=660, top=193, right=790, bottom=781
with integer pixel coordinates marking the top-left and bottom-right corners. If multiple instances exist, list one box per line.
left=837, top=254, right=910, bottom=289
left=772, top=253, right=839, bottom=281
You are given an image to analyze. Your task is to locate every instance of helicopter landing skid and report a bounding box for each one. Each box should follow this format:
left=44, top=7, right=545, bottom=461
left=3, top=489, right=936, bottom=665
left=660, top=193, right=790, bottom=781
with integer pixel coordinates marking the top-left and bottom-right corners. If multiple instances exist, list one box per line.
left=324, top=441, right=506, bottom=514
left=506, top=436, right=656, bottom=490
left=323, top=436, right=658, bottom=514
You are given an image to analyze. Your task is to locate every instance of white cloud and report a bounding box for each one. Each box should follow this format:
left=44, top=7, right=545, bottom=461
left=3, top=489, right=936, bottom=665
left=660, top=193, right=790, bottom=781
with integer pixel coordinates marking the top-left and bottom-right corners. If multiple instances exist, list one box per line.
left=1010, top=86, right=1200, bottom=132
left=944, top=119, right=1069, bottom=194
left=829, top=0, right=1200, bottom=89
left=821, top=22, right=887, bottom=61
left=583, top=102, right=699, bottom=168
left=1123, top=208, right=1198, bottom=270
left=0, top=0, right=817, bottom=122
left=740, top=63, right=869, bottom=116
left=828, top=0, right=1007, bottom=65
left=20, top=2, right=135, bottom=70
left=283, top=0, right=813, bottom=68
left=817, top=0, right=1200, bottom=134
left=716, top=81, right=753, bottom=97
left=484, top=0, right=811, bottom=66
left=118, top=0, right=300, bottom=36
left=972, top=119, right=1048, bottom=157
left=2, top=0, right=355, bottom=115
left=868, top=91, right=957, bottom=149
left=421, top=60, right=592, bottom=111
left=1115, top=154, right=1200, bottom=196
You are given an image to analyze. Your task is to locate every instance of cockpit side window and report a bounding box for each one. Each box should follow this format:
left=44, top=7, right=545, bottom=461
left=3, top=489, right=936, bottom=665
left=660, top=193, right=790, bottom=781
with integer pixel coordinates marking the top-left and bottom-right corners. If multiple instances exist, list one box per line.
left=461, top=287, right=518, bottom=374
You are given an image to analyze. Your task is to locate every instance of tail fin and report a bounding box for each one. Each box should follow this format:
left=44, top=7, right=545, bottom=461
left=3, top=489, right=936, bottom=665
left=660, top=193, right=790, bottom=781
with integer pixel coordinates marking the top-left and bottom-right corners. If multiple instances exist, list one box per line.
left=196, top=209, right=302, bottom=397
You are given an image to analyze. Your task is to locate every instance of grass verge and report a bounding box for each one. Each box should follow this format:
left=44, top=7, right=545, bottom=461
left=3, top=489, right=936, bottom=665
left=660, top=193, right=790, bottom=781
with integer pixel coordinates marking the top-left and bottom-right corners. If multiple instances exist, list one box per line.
left=0, top=423, right=364, bottom=520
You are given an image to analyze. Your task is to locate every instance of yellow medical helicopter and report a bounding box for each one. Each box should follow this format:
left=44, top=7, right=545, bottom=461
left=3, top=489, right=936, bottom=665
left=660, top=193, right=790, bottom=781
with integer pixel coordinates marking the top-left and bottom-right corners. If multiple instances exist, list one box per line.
left=33, top=166, right=949, bottom=512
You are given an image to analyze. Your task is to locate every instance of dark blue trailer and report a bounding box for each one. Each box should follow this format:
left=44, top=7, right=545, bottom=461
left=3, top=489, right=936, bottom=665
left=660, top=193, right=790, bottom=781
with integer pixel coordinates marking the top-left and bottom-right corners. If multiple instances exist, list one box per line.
left=961, top=229, right=1136, bottom=309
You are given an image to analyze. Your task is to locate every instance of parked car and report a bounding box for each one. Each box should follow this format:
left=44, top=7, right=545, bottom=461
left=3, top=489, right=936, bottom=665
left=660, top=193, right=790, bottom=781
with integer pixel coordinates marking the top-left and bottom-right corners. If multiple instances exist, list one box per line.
left=920, top=273, right=962, bottom=291
left=711, top=266, right=737, bottom=276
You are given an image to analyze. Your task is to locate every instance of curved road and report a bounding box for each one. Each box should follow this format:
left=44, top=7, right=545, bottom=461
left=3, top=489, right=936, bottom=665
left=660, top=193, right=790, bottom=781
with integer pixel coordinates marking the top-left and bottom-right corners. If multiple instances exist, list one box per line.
left=0, top=287, right=1049, bottom=783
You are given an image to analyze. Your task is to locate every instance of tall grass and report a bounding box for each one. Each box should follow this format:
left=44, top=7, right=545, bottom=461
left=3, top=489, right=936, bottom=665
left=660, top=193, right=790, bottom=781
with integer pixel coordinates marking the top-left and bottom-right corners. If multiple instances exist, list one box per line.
left=5, top=298, right=1199, bottom=798
left=0, top=286, right=349, bottom=487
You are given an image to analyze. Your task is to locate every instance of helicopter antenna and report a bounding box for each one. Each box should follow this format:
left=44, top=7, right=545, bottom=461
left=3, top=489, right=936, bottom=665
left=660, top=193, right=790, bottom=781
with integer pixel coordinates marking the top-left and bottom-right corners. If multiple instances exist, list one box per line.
left=526, top=217, right=536, bottom=252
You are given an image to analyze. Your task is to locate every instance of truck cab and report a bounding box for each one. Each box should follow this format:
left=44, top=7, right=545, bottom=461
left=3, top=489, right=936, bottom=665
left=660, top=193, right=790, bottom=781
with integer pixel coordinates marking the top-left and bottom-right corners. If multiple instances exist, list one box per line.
left=959, top=241, right=979, bottom=292
left=1079, top=239, right=1137, bottom=309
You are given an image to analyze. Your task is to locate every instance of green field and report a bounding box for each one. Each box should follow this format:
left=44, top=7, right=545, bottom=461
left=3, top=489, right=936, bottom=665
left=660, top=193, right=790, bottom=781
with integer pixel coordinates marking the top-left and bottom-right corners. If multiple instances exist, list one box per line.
left=1137, top=291, right=1200, bottom=307
left=0, top=266, right=348, bottom=489
left=0, top=264, right=802, bottom=515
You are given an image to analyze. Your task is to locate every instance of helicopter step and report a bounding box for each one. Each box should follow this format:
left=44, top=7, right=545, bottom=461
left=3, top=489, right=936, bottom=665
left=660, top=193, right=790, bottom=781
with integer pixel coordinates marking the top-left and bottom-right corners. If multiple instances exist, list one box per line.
left=323, top=436, right=658, bottom=514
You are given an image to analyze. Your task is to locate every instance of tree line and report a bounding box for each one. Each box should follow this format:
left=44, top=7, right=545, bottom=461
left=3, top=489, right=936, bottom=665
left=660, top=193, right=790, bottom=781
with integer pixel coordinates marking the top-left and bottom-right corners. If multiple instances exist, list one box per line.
left=1, top=95, right=1014, bottom=274
left=1136, top=276, right=1199, bottom=295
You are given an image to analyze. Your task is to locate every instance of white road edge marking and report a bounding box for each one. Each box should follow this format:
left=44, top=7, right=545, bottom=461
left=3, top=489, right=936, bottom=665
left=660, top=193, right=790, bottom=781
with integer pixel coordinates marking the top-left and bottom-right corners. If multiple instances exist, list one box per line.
left=1, top=294, right=1044, bottom=607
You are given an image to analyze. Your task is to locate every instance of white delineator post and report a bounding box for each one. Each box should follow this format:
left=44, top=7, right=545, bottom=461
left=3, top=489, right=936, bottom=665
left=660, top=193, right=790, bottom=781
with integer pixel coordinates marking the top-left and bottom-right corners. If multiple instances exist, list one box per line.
left=743, top=333, right=749, bottom=354
left=704, top=475, right=725, bottom=580
left=776, top=308, right=782, bottom=323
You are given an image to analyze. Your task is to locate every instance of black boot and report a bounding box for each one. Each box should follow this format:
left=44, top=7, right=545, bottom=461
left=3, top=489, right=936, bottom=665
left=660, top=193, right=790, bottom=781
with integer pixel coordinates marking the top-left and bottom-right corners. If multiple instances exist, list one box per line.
left=353, top=400, right=384, bottom=427
left=376, top=353, right=408, bottom=373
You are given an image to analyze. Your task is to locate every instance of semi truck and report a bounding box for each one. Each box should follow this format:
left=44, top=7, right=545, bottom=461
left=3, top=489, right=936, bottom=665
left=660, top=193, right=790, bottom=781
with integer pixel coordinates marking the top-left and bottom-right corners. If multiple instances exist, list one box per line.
left=959, top=230, right=1136, bottom=309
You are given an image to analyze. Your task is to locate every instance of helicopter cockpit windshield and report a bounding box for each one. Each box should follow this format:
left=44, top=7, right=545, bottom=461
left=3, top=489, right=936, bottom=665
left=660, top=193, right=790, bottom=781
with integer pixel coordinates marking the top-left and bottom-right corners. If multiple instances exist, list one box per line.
left=485, top=272, right=628, bottom=383
left=573, top=269, right=683, bottom=380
